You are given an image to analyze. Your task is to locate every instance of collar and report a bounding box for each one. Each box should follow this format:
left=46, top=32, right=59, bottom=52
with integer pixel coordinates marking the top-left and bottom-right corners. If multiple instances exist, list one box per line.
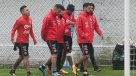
left=22, top=15, right=29, bottom=20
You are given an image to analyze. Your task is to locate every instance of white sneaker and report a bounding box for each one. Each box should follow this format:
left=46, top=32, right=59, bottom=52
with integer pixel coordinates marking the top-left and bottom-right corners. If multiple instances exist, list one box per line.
left=52, top=72, right=60, bottom=76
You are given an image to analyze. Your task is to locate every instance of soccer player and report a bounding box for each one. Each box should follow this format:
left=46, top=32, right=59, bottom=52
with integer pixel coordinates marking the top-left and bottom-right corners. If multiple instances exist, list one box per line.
left=45, top=4, right=76, bottom=74
left=72, top=3, right=103, bottom=76
left=40, top=4, right=65, bottom=76
left=80, top=45, right=102, bottom=72
left=10, top=5, right=37, bottom=76
left=56, top=13, right=66, bottom=73
left=62, top=4, right=76, bottom=69
left=79, top=3, right=102, bottom=72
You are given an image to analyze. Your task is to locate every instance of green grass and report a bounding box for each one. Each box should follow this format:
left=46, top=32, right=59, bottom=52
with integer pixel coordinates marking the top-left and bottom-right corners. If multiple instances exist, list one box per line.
left=0, top=67, right=135, bottom=76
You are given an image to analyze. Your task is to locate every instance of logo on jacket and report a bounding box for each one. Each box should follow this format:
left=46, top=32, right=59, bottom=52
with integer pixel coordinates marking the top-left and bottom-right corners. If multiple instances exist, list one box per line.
left=57, top=19, right=60, bottom=25
left=85, top=22, right=89, bottom=28
left=24, top=25, right=31, bottom=34
left=24, top=25, right=31, bottom=29
left=66, top=19, right=70, bottom=23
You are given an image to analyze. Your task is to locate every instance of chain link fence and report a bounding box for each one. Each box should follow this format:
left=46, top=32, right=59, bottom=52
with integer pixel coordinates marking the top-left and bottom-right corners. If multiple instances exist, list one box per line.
left=0, top=0, right=135, bottom=71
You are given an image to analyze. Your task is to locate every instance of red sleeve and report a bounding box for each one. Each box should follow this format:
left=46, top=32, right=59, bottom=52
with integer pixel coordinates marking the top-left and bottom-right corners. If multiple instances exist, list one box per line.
left=41, top=16, right=50, bottom=41
left=11, top=20, right=20, bottom=40
left=65, top=15, right=76, bottom=27
left=30, top=22, right=37, bottom=43
left=94, top=19, right=103, bottom=37
left=72, top=15, right=76, bottom=22
left=76, top=16, right=86, bottom=38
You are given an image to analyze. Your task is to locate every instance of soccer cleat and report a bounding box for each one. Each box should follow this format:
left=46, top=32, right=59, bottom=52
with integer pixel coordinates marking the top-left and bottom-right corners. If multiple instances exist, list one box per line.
left=10, top=70, right=16, bottom=76
left=39, top=65, right=46, bottom=76
left=72, top=65, right=78, bottom=75
left=83, top=74, right=93, bottom=76
left=58, top=71, right=65, bottom=74
left=83, top=72, right=92, bottom=76
left=94, top=67, right=102, bottom=72
left=27, top=71, right=33, bottom=76
left=77, top=69, right=80, bottom=71
left=47, top=69, right=52, bottom=74
left=60, top=69, right=68, bottom=74
left=52, top=72, right=60, bottom=76
left=80, top=66, right=84, bottom=72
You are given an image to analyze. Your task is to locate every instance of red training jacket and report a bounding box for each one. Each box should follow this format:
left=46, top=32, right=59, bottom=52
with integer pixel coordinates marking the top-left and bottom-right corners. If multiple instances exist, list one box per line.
left=11, top=15, right=36, bottom=43
left=76, top=12, right=103, bottom=43
left=56, top=16, right=65, bottom=43
left=63, top=10, right=76, bottom=37
left=41, top=10, right=58, bottom=41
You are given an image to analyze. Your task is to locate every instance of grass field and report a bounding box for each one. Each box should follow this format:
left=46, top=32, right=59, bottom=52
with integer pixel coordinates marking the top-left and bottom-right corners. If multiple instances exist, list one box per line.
left=0, top=67, right=135, bottom=76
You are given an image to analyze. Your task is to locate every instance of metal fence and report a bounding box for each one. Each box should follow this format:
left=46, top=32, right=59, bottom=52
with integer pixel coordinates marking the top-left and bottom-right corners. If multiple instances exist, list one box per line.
left=0, top=0, right=135, bottom=69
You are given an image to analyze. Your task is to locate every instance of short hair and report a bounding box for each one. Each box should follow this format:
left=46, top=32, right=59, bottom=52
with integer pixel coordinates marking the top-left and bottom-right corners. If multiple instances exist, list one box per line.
left=83, top=2, right=95, bottom=9
left=54, top=4, right=65, bottom=11
left=67, top=4, right=75, bottom=12
left=20, top=5, right=27, bottom=13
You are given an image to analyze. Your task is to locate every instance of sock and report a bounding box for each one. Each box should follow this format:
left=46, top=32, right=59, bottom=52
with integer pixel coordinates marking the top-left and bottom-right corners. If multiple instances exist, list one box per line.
left=42, top=64, right=45, bottom=69
left=75, top=63, right=79, bottom=67
left=11, top=69, right=15, bottom=73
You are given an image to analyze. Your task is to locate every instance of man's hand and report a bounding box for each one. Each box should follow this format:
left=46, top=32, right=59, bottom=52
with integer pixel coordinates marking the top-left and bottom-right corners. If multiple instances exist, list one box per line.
left=65, top=29, right=69, bottom=34
left=101, top=36, right=104, bottom=40
left=11, top=39, right=15, bottom=44
left=66, top=21, right=75, bottom=28
left=34, top=40, right=37, bottom=45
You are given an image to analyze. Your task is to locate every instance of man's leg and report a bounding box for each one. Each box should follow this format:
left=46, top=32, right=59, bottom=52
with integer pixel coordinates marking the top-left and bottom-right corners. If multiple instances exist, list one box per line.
left=47, top=41, right=60, bottom=76
left=20, top=43, right=33, bottom=76
left=64, top=36, right=73, bottom=69
left=57, top=44, right=63, bottom=72
left=51, top=53, right=58, bottom=72
left=83, top=56, right=89, bottom=76
left=72, top=55, right=89, bottom=75
left=72, top=43, right=89, bottom=74
left=67, top=53, right=73, bottom=68
left=23, top=56, right=29, bottom=72
left=80, top=62, right=84, bottom=72
left=10, top=55, right=23, bottom=75
left=39, top=56, right=51, bottom=75
left=72, top=43, right=90, bottom=75
left=90, top=44, right=102, bottom=72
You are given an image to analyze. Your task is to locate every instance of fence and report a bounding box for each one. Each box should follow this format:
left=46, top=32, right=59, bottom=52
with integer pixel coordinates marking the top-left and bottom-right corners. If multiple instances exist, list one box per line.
left=0, top=0, right=135, bottom=69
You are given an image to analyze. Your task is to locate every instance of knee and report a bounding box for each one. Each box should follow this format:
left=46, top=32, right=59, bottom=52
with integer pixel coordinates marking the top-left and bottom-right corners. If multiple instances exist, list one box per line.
left=66, top=53, right=72, bottom=57
left=52, top=54, right=58, bottom=59
left=23, top=59, right=29, bottom=66
left=84, top=54, right=89, bottom=59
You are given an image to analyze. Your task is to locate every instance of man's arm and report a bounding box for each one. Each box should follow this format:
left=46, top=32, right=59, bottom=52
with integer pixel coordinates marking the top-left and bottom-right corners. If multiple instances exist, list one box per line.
left=94, top=18, right=103, bottom=40
left=41, top=16, right=50, bottom=41
left=11, top=20, right=20, bottom=44
left=30, top=22, right=37, bottom=45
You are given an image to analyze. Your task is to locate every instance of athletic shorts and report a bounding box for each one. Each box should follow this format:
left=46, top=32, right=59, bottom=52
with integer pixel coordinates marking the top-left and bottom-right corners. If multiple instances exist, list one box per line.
left=46, top=40, right=59, bottom=54
left=13, top=42, right=29, bottom=56
left=57, top=43, right=65, bottom=54
left=64, top=36, right=72, bottom=52
left=79, top=43, right=93, bottom=55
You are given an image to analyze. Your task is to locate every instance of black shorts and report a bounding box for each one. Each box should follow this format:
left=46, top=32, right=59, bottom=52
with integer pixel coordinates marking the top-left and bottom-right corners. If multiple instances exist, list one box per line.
left=57, top=43, right=64, bottom=54
left=14, top=43, right=29, bottom=56
left=64, top=36, right=72, bottom=52
left=47, top=40, right=59, bottom=54
left=79, top=43, right=93, bottom=55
